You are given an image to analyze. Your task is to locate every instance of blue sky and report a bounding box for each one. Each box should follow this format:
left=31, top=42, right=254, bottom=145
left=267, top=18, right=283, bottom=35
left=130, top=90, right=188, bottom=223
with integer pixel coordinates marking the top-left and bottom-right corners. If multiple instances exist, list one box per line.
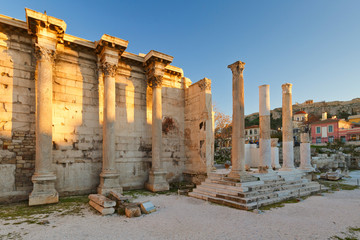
left=2, top=0, right=360, bottom=116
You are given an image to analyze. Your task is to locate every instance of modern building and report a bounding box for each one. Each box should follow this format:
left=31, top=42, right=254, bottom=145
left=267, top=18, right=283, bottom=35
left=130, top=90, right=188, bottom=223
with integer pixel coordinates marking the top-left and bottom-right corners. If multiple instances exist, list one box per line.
left=310, top=113, right=360, bottom=143
left=245, top=125, right=259, bottom=142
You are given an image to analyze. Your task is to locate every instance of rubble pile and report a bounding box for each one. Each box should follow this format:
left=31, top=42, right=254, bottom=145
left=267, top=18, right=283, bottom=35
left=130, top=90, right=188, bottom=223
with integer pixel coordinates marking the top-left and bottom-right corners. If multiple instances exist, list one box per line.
left=88, top=191, right=156, bottom=218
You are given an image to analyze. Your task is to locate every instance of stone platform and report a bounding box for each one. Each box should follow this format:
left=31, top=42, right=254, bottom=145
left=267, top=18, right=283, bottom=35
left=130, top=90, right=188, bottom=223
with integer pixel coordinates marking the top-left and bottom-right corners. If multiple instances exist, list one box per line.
left=189, top=169, right=322, bottom=210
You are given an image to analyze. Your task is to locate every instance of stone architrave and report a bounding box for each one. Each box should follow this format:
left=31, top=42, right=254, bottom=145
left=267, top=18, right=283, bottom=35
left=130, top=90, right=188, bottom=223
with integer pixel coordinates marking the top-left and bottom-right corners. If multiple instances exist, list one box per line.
left=271, top=138, right=281, bottom=169
left=227, top=61, right=256, bottom=182
left=299, top=132, right=315, bottom=171
left=95, top=34, right=128, bottom=195
left=259, top=85, right=272, bottom=173
left=144, top=50, right=173, bottom=192
left=26, top=8, right=67, bottom=206
left=279, top=83, right=295, bottom=171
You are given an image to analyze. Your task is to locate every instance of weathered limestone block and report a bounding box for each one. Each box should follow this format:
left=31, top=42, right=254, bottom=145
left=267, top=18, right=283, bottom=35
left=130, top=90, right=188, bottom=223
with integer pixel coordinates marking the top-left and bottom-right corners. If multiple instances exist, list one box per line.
left=89, top=200, right=115, bottom=215
left=88, top=194, right=116, bottom=208
left=125, top=204, right=141, bottom=218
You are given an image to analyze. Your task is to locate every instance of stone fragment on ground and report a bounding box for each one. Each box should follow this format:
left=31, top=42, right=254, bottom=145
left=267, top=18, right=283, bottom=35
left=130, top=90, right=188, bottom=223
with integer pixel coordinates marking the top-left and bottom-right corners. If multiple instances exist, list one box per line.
left=140, top=201, right=156, bottom=214
left=125, top=204, right=141, bottom=218
left=89, top=200, right=115, bottom=215
left=88, top=194, right=116, bottom=208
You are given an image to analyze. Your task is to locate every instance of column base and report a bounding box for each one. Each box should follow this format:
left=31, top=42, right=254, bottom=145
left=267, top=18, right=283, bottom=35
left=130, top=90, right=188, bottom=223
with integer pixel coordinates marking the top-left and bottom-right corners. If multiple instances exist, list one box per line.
left=29, top=174, right=58, bottom=206
left=272, top=164, right=282, bottom=170
left=97, top=172, right=122, bottom=196
left=145, top=170, right=169, bottom=192
left=227, top=170, right=259, bottom=182
left=298, top=166, right=315, bottom=172
left=278, top=167, right=296, bottom=171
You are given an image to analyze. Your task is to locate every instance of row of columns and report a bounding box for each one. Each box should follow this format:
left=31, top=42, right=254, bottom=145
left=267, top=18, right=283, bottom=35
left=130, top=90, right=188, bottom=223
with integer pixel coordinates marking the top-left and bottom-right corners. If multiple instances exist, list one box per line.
left=228, top=60, right=314, bottom=178
left=27, top=9, right=173, bottom=205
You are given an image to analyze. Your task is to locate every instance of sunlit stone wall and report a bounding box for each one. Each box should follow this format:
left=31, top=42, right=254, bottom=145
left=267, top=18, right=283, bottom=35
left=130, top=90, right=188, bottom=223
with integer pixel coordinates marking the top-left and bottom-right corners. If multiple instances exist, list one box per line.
left=0, top=12, right=214, bottom=202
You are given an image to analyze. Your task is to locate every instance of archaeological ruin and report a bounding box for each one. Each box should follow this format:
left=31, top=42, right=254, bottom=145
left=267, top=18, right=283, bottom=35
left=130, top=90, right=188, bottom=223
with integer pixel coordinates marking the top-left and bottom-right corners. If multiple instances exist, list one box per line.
left=0, top=9, right=321, bottom=210
left=0, top=9, right=214, bottom=205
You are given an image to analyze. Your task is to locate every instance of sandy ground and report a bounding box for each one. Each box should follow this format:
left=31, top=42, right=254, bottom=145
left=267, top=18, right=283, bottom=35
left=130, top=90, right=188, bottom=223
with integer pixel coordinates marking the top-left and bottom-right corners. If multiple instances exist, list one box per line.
left=1, top=190, right=360, bottom=240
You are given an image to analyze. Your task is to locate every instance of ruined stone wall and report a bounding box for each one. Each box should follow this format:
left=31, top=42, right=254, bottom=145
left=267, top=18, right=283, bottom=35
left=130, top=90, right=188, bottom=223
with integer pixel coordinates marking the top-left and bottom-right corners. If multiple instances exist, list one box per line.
left=0, top=24, right=36, bottom=200
left=184, top=78, right=214, bottom=178
left=52, top=43, right=102, bottom=195
left=0, top=14, right=214, bottom=201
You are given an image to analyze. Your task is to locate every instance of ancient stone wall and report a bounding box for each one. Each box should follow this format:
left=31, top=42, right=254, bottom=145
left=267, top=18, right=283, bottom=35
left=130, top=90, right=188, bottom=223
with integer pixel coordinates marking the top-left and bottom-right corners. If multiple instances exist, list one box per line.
left=184, top=78, right=214, bottom=178
left=0, top=13, right=214, bottom=202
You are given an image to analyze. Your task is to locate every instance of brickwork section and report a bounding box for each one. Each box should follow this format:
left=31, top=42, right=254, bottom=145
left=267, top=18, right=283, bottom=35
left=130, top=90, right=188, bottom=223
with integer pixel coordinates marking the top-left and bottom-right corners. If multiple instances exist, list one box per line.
left=1, top=131, right=35, bottom=191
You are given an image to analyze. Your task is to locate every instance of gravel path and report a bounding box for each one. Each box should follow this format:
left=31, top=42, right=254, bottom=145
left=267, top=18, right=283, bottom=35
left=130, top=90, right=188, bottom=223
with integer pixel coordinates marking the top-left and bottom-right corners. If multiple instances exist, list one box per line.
left=1, top=189, right=360, bottom=240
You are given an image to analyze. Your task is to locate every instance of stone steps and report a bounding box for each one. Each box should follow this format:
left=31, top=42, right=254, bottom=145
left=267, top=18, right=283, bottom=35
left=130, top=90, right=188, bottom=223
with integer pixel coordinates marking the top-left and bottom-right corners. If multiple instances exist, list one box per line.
left=189, top=172, right=322, bottom=210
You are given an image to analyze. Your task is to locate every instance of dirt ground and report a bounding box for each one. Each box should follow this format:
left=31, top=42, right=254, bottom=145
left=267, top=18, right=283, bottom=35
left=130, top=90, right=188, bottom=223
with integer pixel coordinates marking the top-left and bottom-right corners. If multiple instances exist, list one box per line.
left=1, top=189, right=360, bottom=240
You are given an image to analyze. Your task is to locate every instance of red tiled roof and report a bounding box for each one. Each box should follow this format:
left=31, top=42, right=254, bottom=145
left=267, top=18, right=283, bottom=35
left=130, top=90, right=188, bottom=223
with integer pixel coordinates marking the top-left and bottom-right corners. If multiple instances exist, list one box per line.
left=295, top=111, right=307, bottom=114
left=310, top=119, right=339, bottom=125
left=245, top=125, right=259, bottom=129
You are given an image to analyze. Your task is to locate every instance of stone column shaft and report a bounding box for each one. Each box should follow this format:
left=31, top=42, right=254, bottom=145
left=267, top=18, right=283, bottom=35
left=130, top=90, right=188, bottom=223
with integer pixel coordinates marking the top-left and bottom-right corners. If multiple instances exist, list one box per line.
left=280, top=83, right=295, bottom=171
left=103, top=71, right=116, bottom=173
left=98, top=63, right=122, bottom=195
left=152, top=85, right=162, bottom=171
left=299, top=132, right=314, bottom=171
left=29, top=45, right=58, bottom=206
left=228, top=61, right=246, bottom=178
left=259, top=85, right=272, bottom=173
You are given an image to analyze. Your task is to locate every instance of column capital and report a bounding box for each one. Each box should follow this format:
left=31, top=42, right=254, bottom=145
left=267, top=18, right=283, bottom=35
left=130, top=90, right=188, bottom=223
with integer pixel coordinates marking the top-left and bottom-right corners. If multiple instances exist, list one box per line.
left=148, top=75, right=163, bottom=88
left=228, top=61, right=245, bottom=75
left=282, top=83, right=293, bottom=93
left=198, top=77, right=212, bottom=91
left=101, top=62, right=118, bottom=78
left=34, top=43, right=56, bottom=63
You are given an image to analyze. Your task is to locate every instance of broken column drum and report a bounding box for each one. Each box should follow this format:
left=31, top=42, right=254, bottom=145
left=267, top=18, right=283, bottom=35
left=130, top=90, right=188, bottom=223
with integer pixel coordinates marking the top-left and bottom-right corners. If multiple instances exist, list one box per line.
left=259, top=85, right=272, bottom=172
left=299, top=132, right=314, bottom=171
left=280, top=83, right=295, bottom=171
left=228, top=61, right=246, bottom=178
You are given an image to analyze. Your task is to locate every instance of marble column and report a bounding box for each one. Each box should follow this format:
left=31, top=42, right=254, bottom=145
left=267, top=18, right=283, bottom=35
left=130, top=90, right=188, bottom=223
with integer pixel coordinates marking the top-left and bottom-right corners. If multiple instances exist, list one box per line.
left=95, top=34, right=128, bottom=195
left=98, top=63, right=122, bottom=195
left=29, top=45, right=59, bottom=206
left=26, top=8, right=67, bottom=206
left=145, top=76, right=169, bottom=192
left=228, top=61, right=246, bottom=178
left=299, top=132, right=314, bottom=171
left=259, top=85, right=272, bottom=173
left=280, top=83, right=295, bottom=171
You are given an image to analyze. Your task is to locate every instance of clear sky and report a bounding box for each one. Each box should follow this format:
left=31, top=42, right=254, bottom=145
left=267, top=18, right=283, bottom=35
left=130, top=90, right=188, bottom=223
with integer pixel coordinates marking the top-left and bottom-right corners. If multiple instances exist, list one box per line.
left=2, top=0, right=360, bottom=116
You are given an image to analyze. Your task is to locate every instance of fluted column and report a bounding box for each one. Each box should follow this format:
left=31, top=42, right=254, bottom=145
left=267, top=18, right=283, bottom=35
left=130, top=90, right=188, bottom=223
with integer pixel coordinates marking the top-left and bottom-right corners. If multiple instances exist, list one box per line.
left=97, top=63, right=122, bottom=195
left=228, top=61, right=246, bottom=179
left=299, top=132, right=314, bottom=171
left=280, top=83, right=295, bottom=171
left=259, top=85, right=272, bottom=173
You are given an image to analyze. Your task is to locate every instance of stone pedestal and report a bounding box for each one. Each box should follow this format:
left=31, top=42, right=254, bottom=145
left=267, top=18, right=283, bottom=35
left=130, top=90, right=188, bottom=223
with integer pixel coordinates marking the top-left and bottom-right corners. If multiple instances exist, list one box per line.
left=144, top=51, right=173, bottom=192
left=228, top=61, right=246, bottom=178
left=259, top=85, right=272, bottom=173
left=279, top=83, right=295, bottom=171
left=26, top=9, right=66, bottom=205
left=271, top=138, right=281, bottom=169
left=299, top=133, right=315, bottom=171
left=145, top=171, right=169, bottom=192
left=96, top=35, right=128, bottom=195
